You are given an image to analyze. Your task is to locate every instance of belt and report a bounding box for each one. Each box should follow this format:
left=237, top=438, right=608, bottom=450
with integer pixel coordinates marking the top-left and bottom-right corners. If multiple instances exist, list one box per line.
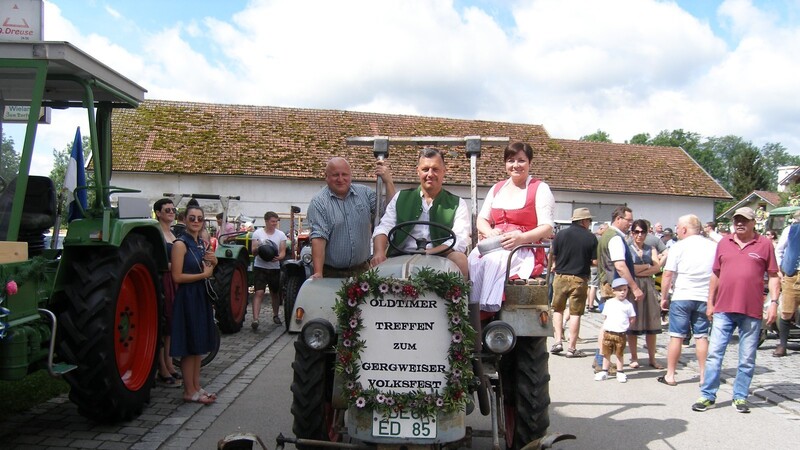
left=605, top=331, right=627, bottom=336
left=555, top=273, right=589, bottom=281
left=324, top=261, right=369, bottom=272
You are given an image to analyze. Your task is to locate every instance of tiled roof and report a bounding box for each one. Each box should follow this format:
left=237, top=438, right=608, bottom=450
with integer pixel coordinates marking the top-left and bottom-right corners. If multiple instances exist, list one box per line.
left=111, top=100, right=730, bottom=199
left=717, top=190, right=782, bottom=218
left=753, top=190, right=782, bottom=206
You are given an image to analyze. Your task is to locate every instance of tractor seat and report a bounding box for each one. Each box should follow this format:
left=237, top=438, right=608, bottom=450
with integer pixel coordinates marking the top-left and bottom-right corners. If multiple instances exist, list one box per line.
left=0, top=176, right=57, bottom=256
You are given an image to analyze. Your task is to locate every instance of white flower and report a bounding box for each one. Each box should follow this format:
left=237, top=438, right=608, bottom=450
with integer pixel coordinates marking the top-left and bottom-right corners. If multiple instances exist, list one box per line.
left=451, top=316, right=461, bottom=325
left=343, top=339, right=352, bottom=347
left=346, top=381, right=355, bottom=389
left=392, top=283, right=402, bottom=293
left=376, top=394, right=386, bottom=404
left=356, top=397, right=366, bottom=408
left=436, top=398, right=444, bottom=407
left=378, top=283, right=389, bottom=293
left=349, top=318, right=358, bottom=328
left=386, top=397, right=395, bottom=406
left=360, top=282, right=370, bottom=292
left=452, top=332, right=463, bottom=344
left=348, top=298, right=358, bottom=307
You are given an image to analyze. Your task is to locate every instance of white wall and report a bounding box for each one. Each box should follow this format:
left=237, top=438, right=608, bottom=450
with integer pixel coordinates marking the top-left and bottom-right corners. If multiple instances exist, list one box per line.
left=113, top=172, right=717, bottom=231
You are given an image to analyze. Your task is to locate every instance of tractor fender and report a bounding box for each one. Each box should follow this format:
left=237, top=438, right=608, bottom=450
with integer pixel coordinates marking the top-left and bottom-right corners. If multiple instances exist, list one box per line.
left=287, top=278, right=342, bottom=334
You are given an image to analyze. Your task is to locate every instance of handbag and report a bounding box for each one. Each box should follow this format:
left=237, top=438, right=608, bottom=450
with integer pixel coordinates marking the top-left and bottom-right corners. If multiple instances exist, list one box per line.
left=186, top=236, right=219, bottom=303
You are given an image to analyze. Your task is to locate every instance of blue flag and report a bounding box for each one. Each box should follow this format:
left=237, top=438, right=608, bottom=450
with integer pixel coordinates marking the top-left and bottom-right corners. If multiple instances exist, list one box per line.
left=64, top=127, right=88, bottom=222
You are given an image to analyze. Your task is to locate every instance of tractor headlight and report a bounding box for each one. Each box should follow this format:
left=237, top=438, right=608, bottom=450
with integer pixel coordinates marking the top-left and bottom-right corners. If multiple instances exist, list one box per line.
left=301, top=319, right=335, bottom=350
left=483, top=321, right=516, bottom=354
left=301, top=252, right=312, bottom=264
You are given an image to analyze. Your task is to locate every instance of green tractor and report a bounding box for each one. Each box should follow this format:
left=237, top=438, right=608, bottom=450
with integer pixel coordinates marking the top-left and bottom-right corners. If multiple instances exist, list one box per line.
left=0, top=41, right=244, bottom=422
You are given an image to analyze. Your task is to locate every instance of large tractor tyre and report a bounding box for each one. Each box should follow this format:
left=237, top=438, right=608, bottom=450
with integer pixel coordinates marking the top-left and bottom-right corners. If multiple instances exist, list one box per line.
left=213, top=256, right=248, bottom=334
left=57, top=234, right=163, bottom=422
left=283, top=274, right=303, bottom=331
left=290, top=340, right=341, bottom=449
left=500, top=336, right=550, bottom=450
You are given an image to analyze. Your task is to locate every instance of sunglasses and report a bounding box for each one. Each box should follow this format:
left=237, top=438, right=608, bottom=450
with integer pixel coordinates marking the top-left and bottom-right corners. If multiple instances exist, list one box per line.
left=187, top=215, right=205, bottom=223
left=160, top=207, right=177, bottom=213
left=631, top=230, right=645, bottom=235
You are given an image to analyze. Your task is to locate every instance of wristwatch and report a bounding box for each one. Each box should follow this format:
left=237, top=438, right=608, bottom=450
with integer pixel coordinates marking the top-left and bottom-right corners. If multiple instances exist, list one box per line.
left=770, top=299, right=780, bottom=304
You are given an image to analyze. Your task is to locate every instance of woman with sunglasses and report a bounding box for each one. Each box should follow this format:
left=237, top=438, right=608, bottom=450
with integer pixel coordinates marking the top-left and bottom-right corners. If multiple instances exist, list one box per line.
left=171, top=200, right=219, bottom=405
left=153, top=198, right=182, bottom=388
left=626, top=219, right=664, bottom=369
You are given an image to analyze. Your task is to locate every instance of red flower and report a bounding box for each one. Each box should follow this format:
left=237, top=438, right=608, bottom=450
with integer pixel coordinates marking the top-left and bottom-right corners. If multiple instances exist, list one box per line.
left=5, top=280, right=17, bottom=296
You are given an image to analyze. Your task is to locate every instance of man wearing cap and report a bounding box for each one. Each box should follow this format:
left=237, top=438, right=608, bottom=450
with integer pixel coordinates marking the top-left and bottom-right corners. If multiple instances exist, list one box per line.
left=773, top=209, right=800, bottom=357
left=550, top=207, right=598, bottom=357
left=692, top=207, right=779, bottom=414
left=661, top=228, right=677, bottom=249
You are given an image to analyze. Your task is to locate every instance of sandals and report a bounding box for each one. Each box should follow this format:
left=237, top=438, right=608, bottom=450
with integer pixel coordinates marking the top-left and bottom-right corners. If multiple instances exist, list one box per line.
left=184, top=391, right=214, bottom=405
left=657, top=375, right=677, bottom=386
left=564, top=348, right=588, bottom=358
left=550, top=343, right=563, bottom=354
left=199, top=389, right=217, bottom=400
left=629, top=360, right=640, bottom=369
left=157, top=374, right=183, bottom=388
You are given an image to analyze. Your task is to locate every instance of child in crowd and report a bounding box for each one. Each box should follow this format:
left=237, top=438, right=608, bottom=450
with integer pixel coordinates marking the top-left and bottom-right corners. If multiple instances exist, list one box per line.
left=594, top=278, right=636, bottom=383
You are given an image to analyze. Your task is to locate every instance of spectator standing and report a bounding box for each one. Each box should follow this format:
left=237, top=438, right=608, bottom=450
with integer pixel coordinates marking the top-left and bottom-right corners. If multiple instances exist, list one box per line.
left=373, top=148, right=471, bottom=276
left=692, top=207, right=779, bottom=413
left=704, top=221, right=723, bottom=243
left=550, top=207, right=597, bottom=357
left=597, top=206, right=643, bottom=302
left=172, top=209, right=186, bottom=237
left=586, top=222, right=608, bottom=311
left=627, top=220, right=663, bottom=369
left=250, top=211, right=287, bottom=328
left=216, top=212, right=235, bottom=244
left=307, top=157, right=394, bottom=279
left=170, top=202, right=218, bottom=405
left=658, top=214, right=716, bottom=386
left=773, top=210, right=800, bottom=357
left=153, top=198, right=181, bottom=388
left=653, top=222, right=664, bottom=238
left=467, top=142, right=555, bottom=311
left=594, top=278, right=637, bottom=383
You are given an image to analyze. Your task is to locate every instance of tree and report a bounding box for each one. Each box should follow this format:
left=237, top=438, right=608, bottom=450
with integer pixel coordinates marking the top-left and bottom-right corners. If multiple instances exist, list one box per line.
left=729, top=144, right=770, bottom=200
left=579, top=129, right=611, bottom=142
left=1, top=133, right=21, bottom=184
left=628, top=133, right=650, bottom=145
left=760, top=142, right=800, bottom=191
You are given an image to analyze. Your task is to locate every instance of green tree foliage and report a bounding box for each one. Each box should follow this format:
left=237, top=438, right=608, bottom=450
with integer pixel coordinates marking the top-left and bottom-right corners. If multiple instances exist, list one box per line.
left=628, top=133, right=650, bottom=145
left=49, top=135, right=92, bottom=225
left=761, top=142, right=800, bottom=190
left=1, top=133, right=21, bottom=183
left=729, top=144, right=770, bottom=200
left=579, top=129, right=612, bottom=142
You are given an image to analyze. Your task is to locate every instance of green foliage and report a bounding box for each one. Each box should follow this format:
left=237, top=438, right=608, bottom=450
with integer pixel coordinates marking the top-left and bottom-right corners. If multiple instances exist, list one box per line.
left=628, top=133, right=650, bottom=144
left=579, top=129, right=612, bottom=142
left=0, top=370, right=70, bottom=421
left=761, top=142, right=800, bottom=190
left=729, top=144, right=770, bottom=200
left=1, top=133, right=21, bottom=182
left=49, top=136, right=92, bottom=226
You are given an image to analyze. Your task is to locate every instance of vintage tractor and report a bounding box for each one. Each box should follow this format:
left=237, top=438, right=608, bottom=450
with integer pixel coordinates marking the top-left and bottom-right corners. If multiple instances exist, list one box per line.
left=0, top=41, right=168, bottom=422
left=163, top=193, right=250, bottom=334
left=279, top=137, right=573, bottom=449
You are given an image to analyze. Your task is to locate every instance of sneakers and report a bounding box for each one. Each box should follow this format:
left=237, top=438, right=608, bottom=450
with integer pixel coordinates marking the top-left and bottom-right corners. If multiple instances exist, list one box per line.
left=251, top=320, right=259, bottom=331
left=594, top=371, right=608, bottom=381
left=550, top=343, right=563, bottom=354
left=616, top=371, right=627, bottom=383
left=691, top=397, right=715, bottom=412
left=565, top=348, right=588, bottom=358
left=733, top=399, right=750, bottom=413
left=273, top=315, right=282, bottom=325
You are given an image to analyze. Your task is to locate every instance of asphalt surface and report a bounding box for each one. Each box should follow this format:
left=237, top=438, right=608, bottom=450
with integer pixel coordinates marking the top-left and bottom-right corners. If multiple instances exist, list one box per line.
left=1, top=301, right=799, bottom=449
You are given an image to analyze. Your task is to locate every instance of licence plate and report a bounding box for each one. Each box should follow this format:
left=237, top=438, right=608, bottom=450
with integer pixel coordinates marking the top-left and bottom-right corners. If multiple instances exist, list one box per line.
left=372, top=410, right=436, bottom=438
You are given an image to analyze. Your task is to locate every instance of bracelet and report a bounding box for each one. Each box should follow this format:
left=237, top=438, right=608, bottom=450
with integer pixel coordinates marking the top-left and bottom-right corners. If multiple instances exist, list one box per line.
left=770, top=299, right=779, bottom=304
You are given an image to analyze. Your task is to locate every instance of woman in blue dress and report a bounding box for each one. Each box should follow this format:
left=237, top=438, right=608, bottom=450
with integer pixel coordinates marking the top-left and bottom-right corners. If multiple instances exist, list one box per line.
left=171, top=201, right=218, bottom=404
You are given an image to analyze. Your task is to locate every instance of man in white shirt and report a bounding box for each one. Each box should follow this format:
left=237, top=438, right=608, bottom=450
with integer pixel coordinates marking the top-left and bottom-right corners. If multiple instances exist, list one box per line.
left=659, top=214, right=717, bottom=386
left=250, top=211, right=287, bottom=329
left=371, top=148, right=470, bottom=276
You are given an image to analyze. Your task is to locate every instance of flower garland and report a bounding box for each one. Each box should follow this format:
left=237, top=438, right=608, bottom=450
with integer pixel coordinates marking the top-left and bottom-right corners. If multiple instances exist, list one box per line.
left=334, top=267, right=474, bottom=418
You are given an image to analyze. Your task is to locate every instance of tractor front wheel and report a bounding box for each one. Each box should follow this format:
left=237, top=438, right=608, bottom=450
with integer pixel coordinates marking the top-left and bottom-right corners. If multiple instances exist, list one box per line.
left=290, top=339, right=341, bottom=449
left=283, top=274, right=304, bottom=330
left=500, top=336, right=550, bottom=449
left=57, top=234, right=162, bottom=422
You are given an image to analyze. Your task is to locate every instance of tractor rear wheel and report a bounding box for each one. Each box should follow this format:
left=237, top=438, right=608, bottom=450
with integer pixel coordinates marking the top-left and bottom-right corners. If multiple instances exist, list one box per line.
left=213, top=256, right=248, bottom=334
left=500, top=336, right=550, bottom=449
left=290, top=339, right=341, bottom=449
left=57, top=234, right=162, bottom=422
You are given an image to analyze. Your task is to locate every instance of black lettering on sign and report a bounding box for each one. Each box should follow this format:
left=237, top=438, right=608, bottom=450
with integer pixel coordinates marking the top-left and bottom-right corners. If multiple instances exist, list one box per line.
left=393, top=342, right=417, bottom=350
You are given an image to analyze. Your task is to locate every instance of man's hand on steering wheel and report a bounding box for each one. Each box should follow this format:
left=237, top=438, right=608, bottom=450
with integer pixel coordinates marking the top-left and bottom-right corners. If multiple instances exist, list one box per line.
left=386, top=221, right=457, bottom=256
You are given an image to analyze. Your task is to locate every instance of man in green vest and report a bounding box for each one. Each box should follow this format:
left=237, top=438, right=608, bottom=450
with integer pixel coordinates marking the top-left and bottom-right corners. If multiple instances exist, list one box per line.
left=372, top=148, right=471, bottom=276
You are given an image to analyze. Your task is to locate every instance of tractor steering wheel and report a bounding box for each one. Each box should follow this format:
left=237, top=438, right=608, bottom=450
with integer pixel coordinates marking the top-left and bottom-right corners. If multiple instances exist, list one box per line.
left=387, top=221, right=457, bottom=256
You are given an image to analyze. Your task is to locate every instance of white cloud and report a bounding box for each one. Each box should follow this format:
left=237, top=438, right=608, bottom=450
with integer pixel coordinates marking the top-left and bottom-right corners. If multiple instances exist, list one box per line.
left=21, top=0, right=800, bottom=179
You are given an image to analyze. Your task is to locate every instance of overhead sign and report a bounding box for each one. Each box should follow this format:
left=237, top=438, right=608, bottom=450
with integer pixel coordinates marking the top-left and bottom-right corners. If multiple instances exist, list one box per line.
left=2, top=105, right=51, bottom=123
left=0, top=0, right=42, bottom=41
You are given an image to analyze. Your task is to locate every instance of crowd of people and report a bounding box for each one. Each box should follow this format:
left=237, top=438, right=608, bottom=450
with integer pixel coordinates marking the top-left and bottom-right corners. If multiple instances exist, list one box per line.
left=152, top=140, right=796, bottom=414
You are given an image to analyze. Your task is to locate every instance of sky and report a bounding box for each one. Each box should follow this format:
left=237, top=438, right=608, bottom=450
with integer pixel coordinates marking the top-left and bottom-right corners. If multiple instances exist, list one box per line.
left=5, top=0, right=800, bottom=176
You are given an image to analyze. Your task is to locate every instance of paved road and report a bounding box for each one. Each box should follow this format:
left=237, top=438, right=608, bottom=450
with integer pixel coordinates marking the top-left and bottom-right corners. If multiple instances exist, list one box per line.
left=1, top=304, right=799, bottom=449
